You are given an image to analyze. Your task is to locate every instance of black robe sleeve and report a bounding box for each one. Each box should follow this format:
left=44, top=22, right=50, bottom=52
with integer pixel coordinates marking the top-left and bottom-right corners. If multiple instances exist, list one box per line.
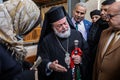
left=0, top=44, right=22, bottom=80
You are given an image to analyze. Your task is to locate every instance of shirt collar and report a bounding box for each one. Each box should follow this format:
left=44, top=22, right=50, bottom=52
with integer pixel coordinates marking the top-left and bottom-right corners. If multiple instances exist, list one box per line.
left=71, top=18, right=82, bottom=25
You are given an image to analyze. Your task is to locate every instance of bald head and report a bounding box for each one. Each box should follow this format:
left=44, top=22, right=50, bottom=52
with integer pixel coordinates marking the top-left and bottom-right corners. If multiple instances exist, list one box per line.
left=107, top=1, right=120, bottom=31
left=108, top=1, right=120, bottom=13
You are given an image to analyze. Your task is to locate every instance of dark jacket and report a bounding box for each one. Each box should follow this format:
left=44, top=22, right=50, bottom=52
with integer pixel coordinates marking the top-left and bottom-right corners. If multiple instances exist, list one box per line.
left=83, top=19, right=92, bottom=36
left=0, top=44, right=22, bottom=80
left=88, top=18, right=109, bottom=60
left=0, top=44, right=36, bottom=80
left=87, top=18, right=109, bottom=80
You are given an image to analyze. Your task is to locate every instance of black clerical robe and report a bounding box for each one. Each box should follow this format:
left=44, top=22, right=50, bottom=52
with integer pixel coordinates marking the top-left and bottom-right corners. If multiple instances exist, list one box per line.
left=37, top=29, right=90, bottom=80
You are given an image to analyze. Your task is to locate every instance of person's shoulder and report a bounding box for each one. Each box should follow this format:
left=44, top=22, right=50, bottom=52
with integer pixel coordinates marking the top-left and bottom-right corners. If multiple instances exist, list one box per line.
left=83, top=19, right=91, bottom=23
left=71, top=29, right=82, bottom=36
left=43, top=32, right=55, bottom=41
left=71, top=29, right=78, bottom=33
left=102, top=27, right=112, bottom=34
left=83, top=19, right=92, bottom=25
left=70, top=29, right=85, bottom=42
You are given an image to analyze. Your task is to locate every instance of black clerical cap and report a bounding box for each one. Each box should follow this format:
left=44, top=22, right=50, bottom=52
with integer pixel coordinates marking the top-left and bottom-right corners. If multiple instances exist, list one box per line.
left=46, top=6, right=66, bottom=23
left=38, top=6, right=75, bottom=45
left=90, top=9, right=100, bottom=18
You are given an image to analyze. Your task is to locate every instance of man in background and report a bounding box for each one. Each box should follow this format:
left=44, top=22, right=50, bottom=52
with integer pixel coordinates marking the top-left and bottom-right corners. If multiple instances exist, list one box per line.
left=88, top=0, right=115, bottom=56
left=72, top=2, right=91, bottom=41
left=93, top=1, right=120, bottom=80
left=87, top=0, right=115, bottom=80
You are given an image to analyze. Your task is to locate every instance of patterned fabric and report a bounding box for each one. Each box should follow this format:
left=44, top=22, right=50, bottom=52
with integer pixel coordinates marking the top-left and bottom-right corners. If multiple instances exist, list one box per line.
left=0, top=0, right=40, bottom=60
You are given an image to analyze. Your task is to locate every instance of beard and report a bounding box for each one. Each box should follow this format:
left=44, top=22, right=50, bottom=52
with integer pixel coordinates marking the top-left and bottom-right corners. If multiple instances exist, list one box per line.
left=53, top=26, right=71, bottom=38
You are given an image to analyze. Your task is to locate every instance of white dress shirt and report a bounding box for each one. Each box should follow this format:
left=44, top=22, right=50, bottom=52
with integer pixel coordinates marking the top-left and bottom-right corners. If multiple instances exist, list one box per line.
left=71, top=18, right=87, bottom=40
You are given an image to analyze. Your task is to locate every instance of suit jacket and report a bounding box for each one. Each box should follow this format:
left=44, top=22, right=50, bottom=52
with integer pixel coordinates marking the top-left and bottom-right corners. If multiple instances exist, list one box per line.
left=93, top=28, right=120, bottom=80
left=83, top=19, right=91, bottom=35
left=72, top=18, right=91, bottom=35
left=71, top=18, right=91, bottom=40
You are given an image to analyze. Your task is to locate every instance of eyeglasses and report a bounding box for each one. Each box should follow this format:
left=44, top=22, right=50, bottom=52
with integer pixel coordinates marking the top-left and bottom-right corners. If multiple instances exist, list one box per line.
left=107, top=14, right=120, bottom=19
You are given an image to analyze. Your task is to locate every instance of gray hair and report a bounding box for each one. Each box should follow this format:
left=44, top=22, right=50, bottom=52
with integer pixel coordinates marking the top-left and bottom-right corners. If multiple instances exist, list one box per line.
left=74, top=2, right=86, bottom=10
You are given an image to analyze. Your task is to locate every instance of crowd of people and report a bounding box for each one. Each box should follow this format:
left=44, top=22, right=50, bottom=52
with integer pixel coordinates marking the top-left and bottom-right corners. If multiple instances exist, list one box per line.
left=1, top=0, right=120, bottom=80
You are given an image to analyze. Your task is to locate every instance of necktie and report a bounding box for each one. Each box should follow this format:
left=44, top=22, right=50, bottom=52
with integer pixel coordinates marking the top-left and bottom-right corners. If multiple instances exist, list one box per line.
left=107, top=31, right=120, bottom=50
left=75, top=22, right=78, bottom=30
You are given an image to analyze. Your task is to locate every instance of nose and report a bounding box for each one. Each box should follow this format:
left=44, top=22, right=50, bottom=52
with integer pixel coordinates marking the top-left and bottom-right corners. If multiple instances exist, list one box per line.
left=106, top=17, right=110, bottom=22
left=62, top=24, right=66, bottom=29
left=92, top=19, right=96, bottom=23
left=77, top=13, right=81, bottom=17
left=101, top=10, right=105, bottom=15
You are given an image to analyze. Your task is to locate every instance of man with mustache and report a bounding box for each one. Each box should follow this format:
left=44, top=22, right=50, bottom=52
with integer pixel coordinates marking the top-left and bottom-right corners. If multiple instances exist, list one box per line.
left=71, top=2, right=91, bottom=41
left=87, top=1, right=115, bottom=80
left=37, top=6, right=90, bottom=80
left=93, top=1, right=120, bottom=80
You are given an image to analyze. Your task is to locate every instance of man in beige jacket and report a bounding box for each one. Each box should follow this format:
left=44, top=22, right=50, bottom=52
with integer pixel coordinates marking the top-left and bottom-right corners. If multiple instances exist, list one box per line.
left=93, top=1, right=120, bottom=80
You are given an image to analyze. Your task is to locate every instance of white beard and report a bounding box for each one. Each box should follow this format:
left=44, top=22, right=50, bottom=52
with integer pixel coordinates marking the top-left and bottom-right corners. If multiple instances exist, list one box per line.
left=53, top=27, right=71, bottom=38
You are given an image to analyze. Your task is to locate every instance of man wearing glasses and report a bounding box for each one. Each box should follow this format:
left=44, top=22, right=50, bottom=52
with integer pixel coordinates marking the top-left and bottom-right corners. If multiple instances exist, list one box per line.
left=93, top=1, right=120, bottom=80
left=87, top=0, right=115, bottom=80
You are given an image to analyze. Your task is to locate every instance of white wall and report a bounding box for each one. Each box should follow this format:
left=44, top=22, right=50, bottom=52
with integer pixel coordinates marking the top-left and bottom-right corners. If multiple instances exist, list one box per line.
left=116, top=0, right=120, bottom=1
left=85, top=0, right=105, bottom=21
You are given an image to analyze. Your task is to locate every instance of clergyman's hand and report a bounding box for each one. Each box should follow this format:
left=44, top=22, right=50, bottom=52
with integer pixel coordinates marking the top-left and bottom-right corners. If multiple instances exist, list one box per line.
left=49, top=60, right=67, bottom=72
left=72, top=54, right=82, bottom=64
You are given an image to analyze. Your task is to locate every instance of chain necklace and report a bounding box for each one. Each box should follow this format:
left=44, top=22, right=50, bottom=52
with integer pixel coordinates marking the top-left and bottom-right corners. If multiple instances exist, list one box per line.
left=55, top=36, right=70, bottom=68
